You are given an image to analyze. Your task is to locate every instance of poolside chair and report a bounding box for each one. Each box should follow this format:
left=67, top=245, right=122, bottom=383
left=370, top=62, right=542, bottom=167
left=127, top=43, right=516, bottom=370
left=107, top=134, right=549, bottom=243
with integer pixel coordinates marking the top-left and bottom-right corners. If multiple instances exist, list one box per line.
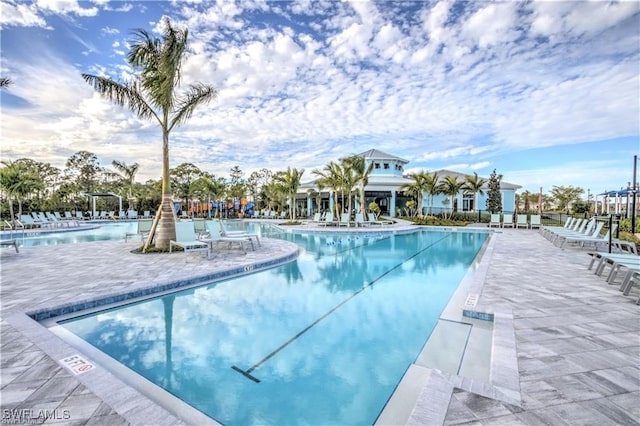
left=201, top=221, right=252, bottom=253
left=143, top=210, right=152, bottom=219
left=554, top=221, right=602, bottom=247
left=46, top=212, right=68, bottom=228
left=619, top=269, right=640, bottom=304
left=529, top=214, right=542, bottom=229
left=127, top=210, right=138, bottom=220
left=308, top=212, right=322, bottom=225
left=218, top=219, right=261, bottom=247
left=170, top=221, right=210, bottom=261
left=125, top=219, right=153, bottom=242
left=368, top=215, right=393, bottom=226
left=338, top=213, right=351, bottom=227
left=20, top=215, right=41, bottom=229
left=540, top=217, right=573, bottom=237
left=516, top=214, right=528, bottom=229
left=193, top=218, right=207, bottom=238
left=354, top=213, right=369, bottom=227
left=501, top=214, right=514, bottom=228
left=488, top=214, right=500, bottom=228
left=318, top=212, right=336, bottom=226
left=560, top=224, right=617, bottom=250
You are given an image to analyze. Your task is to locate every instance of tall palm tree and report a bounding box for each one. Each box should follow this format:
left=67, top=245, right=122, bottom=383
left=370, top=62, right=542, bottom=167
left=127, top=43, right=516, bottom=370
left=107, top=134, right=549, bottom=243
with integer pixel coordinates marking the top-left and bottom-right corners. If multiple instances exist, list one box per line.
left=82, top=18, right=216, bottom=250
left=0, top=161, right=43, bottom=225
left=313, top=161, right=344, bottom=217
left=463, top=172, right=487, bottom=212
left=400, top=171, right=432, bottom=216
left=275, top=167, right=305, bottom=221
left=342, top=154, right=373, bottom=218
left=439, top=175, right=464, bottom=219
left=0, top=77, right=12, bottom=88
left=421, top=171, right=440, bottom=215
left=111, top=160, right=139, bottom=209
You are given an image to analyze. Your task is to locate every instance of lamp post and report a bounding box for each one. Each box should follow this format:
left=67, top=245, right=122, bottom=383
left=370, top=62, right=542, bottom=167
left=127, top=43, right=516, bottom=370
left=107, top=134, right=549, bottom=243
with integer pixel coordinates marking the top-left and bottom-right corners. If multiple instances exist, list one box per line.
left=632, top=155, right=637, bottom=235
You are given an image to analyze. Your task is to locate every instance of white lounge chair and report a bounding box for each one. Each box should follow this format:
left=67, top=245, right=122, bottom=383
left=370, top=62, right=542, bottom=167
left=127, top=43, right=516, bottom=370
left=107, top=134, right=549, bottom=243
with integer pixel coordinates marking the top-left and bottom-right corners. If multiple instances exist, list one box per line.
left=125, top=219, right=153, bottom=242
left=318, top=212, right=336, bottom=226
left=488, top=214, right=500, bottom=228
left=502, top=214, right=514, bottom=228
left=529, top=214, right=542, bottom=229
left=219, top=220, right=261, bottom=247
left=169, top=221, right=210, bottom=261
left=338, top=213, right=351, bottom=227
left=354, top=213, right=369, bottom=227
left=201, top=221, right=253, bottom=253
left=516, top=214, right=528, bottom=229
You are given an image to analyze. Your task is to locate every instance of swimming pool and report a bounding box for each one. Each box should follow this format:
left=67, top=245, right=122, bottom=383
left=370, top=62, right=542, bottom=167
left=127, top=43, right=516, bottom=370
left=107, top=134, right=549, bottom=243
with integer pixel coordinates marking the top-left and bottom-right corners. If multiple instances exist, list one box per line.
left=54, top=229, right=488, bottom=425
left=2, top=222, right=136, bottom=246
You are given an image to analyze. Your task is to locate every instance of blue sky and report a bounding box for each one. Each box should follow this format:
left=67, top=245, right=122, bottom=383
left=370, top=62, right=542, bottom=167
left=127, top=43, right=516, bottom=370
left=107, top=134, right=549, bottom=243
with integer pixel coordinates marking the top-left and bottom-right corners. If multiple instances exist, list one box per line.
left=1, top=0, right=638, bottom=196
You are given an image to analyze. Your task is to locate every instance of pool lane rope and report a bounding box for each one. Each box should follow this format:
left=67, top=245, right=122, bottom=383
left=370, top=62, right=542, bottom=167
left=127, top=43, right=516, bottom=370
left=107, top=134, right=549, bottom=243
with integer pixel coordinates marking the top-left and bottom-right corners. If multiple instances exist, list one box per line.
left=231, top=232, right=452, bottom=383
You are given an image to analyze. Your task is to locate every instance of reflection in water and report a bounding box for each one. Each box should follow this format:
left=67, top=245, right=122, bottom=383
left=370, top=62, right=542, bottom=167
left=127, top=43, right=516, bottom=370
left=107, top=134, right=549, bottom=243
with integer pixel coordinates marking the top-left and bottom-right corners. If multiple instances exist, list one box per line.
left=61, top=230, right=487, bottom=425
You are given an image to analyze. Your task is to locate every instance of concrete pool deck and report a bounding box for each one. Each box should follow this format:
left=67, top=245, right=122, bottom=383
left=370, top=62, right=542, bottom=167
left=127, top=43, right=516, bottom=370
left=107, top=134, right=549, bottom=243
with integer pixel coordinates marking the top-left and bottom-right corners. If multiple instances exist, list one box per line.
left=1, top=224, right=638, bottom=425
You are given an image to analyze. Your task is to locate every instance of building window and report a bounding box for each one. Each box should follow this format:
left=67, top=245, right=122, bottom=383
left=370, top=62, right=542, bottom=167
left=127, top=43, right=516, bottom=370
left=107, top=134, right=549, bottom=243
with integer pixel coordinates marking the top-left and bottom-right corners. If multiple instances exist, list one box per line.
left=462, top=192, right=474, bottom=212
left=374, top=163, right=380, bottom=169
left=383, top=163, right=389, bottom=169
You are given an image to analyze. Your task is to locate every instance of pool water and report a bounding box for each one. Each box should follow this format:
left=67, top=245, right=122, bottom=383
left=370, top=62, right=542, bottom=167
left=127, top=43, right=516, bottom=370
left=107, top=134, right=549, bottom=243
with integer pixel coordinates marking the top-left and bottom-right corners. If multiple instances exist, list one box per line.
left=57, top=229, right=487, bottom=425
left=4, top=222, right=137, bottom=246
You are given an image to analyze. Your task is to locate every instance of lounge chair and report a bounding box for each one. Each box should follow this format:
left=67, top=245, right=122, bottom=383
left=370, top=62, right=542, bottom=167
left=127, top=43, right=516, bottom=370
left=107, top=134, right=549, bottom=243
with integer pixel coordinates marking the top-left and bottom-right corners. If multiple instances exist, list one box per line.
left=354, top=213, right=369, bottom=227
left=318, top=212, right=336, bottom=226
left=560, top=224, right=617, bottom=250
left=488, top=214, right=500, bottom=228
left=516, top=214, right=528, bottom=229
left=554, top=221, right=601, bottom=245
left=501, top=214, right=514, bottom=228
left=368, top=215, right=393, bottom=226
left=143, top=210, right=152, bottom=219
left=46, top=212, right=68, bottom=228
left=338, top=213, right=351, bottom=227
left=529, top=214, right=542, bottom=229
left=308, top=212, right=322, bottom=225
left=125, top=219, right=153, bottom=242
left=219, top=220, right=261, bottom=247
left=127, top=210, right=138, bottom=220
left=544, top=218, right=592, bottom=242
left=619, top=269, right=640, bottom=304
left=20, top=215, right=41, bottom=229
left=169, top=221, right=210, bottom=261
left=201, top=221, right=253, bottom=253
left=540, top=217, right=573, bottom=237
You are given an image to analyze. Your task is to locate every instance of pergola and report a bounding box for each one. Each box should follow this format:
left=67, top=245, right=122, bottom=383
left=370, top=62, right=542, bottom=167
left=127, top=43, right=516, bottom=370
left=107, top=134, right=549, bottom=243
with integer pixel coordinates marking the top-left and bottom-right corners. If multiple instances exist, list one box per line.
left=81, top=192, right=123, bottom=218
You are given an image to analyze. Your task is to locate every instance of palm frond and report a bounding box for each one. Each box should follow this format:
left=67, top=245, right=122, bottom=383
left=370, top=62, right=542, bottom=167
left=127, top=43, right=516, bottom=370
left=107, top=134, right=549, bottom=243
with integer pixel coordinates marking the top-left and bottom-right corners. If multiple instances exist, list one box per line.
left=82, top=74, right=159, bottom=123
left=169, top=84, right=216, bottom=130
left=0, top=77, right=12, bottom=88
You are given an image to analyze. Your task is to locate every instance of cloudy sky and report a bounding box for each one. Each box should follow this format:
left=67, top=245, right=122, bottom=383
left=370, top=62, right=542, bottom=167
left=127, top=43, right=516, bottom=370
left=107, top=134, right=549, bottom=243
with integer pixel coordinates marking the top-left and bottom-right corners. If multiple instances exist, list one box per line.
left=1, top=0, right=638, bottom=195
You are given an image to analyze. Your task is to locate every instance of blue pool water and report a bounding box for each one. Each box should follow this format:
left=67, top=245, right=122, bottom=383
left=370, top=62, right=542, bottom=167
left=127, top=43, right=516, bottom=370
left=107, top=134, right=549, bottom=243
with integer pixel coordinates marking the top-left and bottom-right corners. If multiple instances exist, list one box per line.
left=58, top=229, right=487, bottom=425
left=3, top=222, right=137, bottom=246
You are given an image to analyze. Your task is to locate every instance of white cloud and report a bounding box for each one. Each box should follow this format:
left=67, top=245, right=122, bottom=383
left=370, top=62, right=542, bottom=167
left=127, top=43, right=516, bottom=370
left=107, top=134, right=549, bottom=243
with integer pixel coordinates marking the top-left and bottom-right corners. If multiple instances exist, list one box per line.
left=35, top=0, right=98, bottom=16
left=0, top=0, right=47, bottom=28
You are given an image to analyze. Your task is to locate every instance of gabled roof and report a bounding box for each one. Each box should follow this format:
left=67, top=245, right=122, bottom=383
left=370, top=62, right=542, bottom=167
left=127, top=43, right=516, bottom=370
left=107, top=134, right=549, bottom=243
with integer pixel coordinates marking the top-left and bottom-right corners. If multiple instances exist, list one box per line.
left=433, top=169, right=522, bottom=190
left=357, top=148, right=409, bottom=164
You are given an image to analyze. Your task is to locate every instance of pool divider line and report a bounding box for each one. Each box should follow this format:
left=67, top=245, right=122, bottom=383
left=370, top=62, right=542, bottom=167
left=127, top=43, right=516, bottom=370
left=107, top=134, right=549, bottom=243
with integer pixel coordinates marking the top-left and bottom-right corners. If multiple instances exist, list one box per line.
left=231, top=232, right=453, bottom=383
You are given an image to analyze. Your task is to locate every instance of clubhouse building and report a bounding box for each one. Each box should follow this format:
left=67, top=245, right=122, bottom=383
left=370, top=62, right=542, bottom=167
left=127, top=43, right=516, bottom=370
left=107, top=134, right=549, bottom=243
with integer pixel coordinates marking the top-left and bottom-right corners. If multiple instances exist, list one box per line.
left=296, top=149, right=521, bottom=218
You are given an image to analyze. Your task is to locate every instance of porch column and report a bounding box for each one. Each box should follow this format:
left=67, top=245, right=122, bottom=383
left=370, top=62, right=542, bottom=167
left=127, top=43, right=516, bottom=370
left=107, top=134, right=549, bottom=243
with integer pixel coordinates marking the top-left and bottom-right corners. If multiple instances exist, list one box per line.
left=390, top=191, right=396, bottom=218
left=307, top=196, right=312, bottom=217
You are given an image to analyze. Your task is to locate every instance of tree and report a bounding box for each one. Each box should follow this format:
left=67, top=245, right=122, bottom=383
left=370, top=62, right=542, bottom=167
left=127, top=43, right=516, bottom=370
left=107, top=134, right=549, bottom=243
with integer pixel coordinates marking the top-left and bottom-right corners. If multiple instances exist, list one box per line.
left=485, top=169, right=503, bottom=214
left=423, top=171, right=440, bottom=215
left=550, top=185, right=584, bottom=213
left=65, top=151, right=103, bottom=211
left=82, top=17, right=216, bottom=250
left=0, top=161, right=43, bottom=225
left=0, top=77, right=11, bottom=88
left=171, top=163, right=202, bottom=213
left=274, top=167, right=305, bottom=221
left=313, top=161, right=344, bottom=217
left=463, top=172, right=487, bottom=212
left=400, top=171, right=433, bottom=217
left=190, top=174, right=225, bottom=218
left=439, top=175, right=464, bottom=219
left=111, top=160, right=139, bottom=209
left=342, top=154, right=373, bottom=218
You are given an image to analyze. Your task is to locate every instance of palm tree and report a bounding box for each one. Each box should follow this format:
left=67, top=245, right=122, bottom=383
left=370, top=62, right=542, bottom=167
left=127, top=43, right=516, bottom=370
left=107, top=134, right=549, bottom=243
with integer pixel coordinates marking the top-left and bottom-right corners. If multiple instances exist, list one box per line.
left=342, top=155, right=373, bottom=219
left=275, top=167, right=305, bottom=221
left=0, top=161, right=43, bottom=225
left=400, top=171, right=431, bottom=217
left=111, top=160, right=139, bottom=209
left=422, top=171, right=440, bottom=215
left=312, top=161, right=344, bottom=217
left=463, top=172, right=487, bottom=212
left=82, top=18, right=216, bottom=250
left=0, top=77, right=12, bottom=88
left=439, top=175, right=464, bottom=219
